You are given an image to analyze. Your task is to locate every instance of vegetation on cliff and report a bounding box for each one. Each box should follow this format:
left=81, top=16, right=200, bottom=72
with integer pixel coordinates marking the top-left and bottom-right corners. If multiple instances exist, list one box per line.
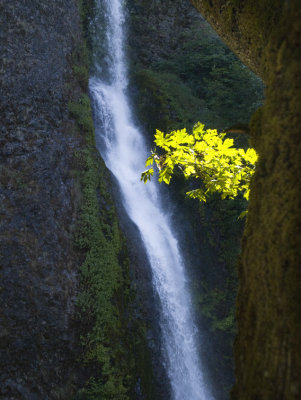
left=70, top=2, right=155, bottom=399
left=128, top=5, right=263, bottom=134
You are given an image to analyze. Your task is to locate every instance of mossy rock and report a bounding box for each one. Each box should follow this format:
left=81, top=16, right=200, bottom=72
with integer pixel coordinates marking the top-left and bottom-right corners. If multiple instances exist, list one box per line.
left=190, top=1, right=301, bottom=399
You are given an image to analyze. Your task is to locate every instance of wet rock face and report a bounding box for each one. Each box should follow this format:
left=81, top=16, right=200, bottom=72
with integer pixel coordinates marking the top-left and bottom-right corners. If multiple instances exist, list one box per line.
left=0, top=0, right=83, bottom=398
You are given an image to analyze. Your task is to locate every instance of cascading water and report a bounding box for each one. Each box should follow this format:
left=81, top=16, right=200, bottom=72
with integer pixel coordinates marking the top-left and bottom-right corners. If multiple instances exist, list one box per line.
left=89, top=1, right=213, bottom=399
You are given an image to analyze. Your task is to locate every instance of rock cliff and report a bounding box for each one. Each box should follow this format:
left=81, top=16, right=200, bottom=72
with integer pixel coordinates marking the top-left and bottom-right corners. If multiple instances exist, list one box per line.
left=0, top=0, right=84, bottom=397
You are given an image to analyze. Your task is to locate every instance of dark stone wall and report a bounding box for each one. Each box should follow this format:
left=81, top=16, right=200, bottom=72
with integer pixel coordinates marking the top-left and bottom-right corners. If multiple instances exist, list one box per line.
left=0, top=0, right=84, bottom=398
left=128, top=0, right=199, bottom=65
left=190, top=1, right=301, bottom=399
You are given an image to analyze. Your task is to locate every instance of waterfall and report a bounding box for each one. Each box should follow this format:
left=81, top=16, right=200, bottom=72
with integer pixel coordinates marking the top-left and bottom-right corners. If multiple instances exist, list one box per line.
left=89, top=1, right=213, bottom=399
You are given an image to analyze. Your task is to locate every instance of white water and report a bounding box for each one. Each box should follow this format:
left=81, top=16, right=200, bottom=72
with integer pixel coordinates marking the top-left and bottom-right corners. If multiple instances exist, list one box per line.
left=89, top=1, right=213, bottom=399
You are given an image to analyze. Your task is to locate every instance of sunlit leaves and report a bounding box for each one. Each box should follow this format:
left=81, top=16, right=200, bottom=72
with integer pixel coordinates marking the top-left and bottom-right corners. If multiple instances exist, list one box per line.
left=141, top=168, right=154, bottom=183
left=145, top=155, right=154, bottom=167
left=186, top=188, right=207, bottom=202
left=141, top=123, right=258, bottom=205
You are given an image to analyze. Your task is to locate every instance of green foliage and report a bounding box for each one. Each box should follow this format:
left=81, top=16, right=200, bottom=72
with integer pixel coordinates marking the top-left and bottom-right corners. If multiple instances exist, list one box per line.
left=69, top=63, right=154, bottom=400
left=69, top=94, right=94, bottom=140
left=193, top=197, right=242, bottom=336
left=70, top=35, right=90, bottom=93
left=134, top=69, right=204, bottom=133
left=143, top=20, right=264, bottom=131
left=72, top=64, right=89, bottom=89
left=212, top=310, right=235, bottom=332
left=202, top=60, right=263, bottom=128
left=196, top=287, right=236, bottom=335
left=71, top=41, right=90, bottom=73
left=69, top=85, right=133, bottom=398
left=70, top=1, right=93, bottom=91
left=78, top=0, right=95, bottom=44
left=69, top=36, right=140, bottom=397
left=74, top=145, right=155, bottom=400
left=74, top=146, right=134, bottom=400
left=141, top=122, right=258, bottom=204
left=174, top=24, right=261, bottom=121
left=191, top=199, right=241, bottom=342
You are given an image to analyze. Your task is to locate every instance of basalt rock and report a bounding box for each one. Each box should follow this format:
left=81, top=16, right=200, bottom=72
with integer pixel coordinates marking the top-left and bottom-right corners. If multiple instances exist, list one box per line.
left=0, top=0, right=84, bottom=398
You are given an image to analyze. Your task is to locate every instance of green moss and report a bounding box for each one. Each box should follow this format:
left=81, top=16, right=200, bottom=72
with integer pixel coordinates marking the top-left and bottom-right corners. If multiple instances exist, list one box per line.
left=70, top=1, right=92, bottom=91
left=69, top=3, right=156, bottom=399
left=130, top=17, right=263, bottom=137
left=133, top=69, right=204, bottom=134
left=69, top=94, right=94, bottom=141
left=69, top=41, right=90, bottom=91
left=78, top=0, right=95, bottom=47
left=72, top=65, right=89, bottom=90
left=74, top=146, right=132, bottom=399
left=72, top=117, right=156, bottom=398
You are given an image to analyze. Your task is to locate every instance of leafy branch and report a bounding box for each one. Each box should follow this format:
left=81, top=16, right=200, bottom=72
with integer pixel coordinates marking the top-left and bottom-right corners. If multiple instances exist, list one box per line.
left=141, top=122, right=258, bottom=205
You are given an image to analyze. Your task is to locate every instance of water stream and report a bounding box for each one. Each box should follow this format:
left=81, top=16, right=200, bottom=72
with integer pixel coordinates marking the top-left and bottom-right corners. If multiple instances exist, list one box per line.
left=89, top=1, right=213, bottom=399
